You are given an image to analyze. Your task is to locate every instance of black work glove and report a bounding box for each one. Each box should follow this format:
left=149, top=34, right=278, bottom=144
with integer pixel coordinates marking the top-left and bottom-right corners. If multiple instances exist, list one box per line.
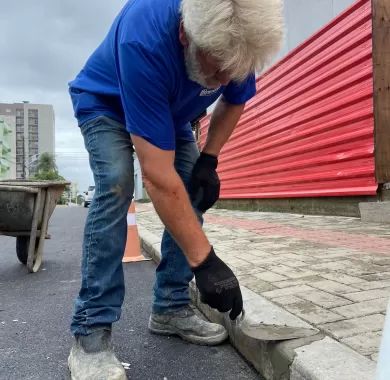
left=193, top=247, right=243, bottom=320
left=189, top=152, right=220, bottom=213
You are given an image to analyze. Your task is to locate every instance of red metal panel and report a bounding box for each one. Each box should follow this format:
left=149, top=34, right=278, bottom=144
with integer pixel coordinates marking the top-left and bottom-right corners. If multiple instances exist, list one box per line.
left=199, top=0, right=377, bottom=199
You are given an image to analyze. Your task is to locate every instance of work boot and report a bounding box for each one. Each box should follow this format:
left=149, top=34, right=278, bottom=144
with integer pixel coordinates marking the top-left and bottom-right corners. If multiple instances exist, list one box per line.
left=68, top=327, right=126, bottom=380
left=148, top=306, right=228, bottom=345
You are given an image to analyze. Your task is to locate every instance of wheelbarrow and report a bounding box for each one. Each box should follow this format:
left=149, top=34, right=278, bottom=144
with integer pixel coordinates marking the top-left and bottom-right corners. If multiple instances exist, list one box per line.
left=0, top=180, right=70, bottom=272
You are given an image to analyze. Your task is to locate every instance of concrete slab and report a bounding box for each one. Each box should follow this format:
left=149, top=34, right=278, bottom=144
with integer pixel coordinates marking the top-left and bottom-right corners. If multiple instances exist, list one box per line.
left=359, top=201, right=390, bottom=224
left=290, top=337, right=376, bottom=380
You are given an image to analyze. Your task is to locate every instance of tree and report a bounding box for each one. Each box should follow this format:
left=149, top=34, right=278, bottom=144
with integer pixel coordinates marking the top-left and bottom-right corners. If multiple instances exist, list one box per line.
left=31, top=153, right=65, bottom=181
left=36, top=152, right=57, bottom=172
left=29, top=153, right=71, bottom=204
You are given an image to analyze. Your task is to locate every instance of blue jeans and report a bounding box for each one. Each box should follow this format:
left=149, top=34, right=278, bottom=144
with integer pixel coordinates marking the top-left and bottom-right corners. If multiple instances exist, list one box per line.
left=71, top=116, right=201, bottom=335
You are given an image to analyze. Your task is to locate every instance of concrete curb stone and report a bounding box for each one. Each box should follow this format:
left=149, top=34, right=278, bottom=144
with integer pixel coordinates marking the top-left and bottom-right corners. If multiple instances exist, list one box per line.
left=290, top=337, right=376, bottom=380
left=139, top=229, right=376, bottom=380
left=359, top=201, right=390, bottom=224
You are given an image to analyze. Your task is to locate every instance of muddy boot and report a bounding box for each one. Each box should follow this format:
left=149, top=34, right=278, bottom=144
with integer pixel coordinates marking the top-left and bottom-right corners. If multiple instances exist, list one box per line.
left=148, top=306, right=228, bottom=345
left=68, top=327, right=126, bottom=380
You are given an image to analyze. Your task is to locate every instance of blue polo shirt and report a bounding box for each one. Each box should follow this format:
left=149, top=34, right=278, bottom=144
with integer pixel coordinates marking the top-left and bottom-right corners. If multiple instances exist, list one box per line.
left=69, top=0, right=256, bottom=150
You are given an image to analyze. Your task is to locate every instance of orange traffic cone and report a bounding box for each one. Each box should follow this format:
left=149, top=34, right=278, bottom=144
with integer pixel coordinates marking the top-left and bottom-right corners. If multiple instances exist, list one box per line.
left=122, top=201, right=150, bottom=263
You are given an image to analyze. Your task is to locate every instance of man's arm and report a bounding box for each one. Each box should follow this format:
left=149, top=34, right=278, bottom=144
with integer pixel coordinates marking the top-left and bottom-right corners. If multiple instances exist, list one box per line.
left=202, top=96, right=245, bottom=156
left=132, top=133, right=242, bottom=319
left=131, top=134, right=211, bottom=267
left=188, top=97, right=245, bottom=212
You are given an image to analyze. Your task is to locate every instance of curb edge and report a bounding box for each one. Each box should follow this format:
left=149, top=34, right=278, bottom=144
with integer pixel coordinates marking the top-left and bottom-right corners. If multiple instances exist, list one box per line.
left=139, top=228, right=376, bottom=380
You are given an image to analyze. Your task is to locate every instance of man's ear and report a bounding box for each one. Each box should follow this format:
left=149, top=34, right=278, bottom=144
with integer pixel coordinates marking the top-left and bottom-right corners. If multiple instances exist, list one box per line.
left=179, top=20, right=189, bottom=47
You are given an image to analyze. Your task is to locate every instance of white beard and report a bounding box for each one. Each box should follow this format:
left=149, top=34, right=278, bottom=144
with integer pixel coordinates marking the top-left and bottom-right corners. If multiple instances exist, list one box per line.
left=184, top=42, right=220, bottom=89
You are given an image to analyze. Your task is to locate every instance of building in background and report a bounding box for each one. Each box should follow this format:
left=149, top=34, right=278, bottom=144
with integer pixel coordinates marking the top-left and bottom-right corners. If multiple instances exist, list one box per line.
left=0, top=115, right=16, bottom=179
left=0, top=102, right=55, bottom=179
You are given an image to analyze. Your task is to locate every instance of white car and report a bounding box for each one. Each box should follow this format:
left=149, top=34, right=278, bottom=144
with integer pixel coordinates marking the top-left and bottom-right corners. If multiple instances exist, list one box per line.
left=84, top=185, right=95, bottom=208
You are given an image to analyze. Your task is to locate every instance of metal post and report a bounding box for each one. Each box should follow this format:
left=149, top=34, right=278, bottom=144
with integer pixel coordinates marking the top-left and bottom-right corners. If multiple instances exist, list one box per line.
left=372, top=0, right=390, bottom=183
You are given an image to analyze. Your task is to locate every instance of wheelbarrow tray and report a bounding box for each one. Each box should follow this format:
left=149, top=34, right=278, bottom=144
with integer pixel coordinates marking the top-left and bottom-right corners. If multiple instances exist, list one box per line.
left=0, top=180, right=69, bottom=272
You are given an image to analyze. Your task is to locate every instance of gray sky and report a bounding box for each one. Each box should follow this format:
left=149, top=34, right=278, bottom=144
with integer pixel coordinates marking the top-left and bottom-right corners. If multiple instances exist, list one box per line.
left=0, top=0, right=127, bottom=191
left=0, top=1, right=355, bottom=192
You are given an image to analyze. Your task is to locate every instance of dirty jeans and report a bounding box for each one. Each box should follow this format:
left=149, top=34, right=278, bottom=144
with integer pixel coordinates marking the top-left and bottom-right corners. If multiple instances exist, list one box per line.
left=71, top=116, right=200, bottom=335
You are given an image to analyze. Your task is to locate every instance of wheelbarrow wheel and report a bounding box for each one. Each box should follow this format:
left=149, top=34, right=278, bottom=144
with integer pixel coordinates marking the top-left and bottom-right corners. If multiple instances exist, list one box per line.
left=16, top=236, right=40, bottom=268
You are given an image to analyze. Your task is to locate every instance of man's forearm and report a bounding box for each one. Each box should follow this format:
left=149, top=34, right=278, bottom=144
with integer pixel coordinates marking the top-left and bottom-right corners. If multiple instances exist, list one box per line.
left=143, top=170, right=211, bottom=267
left=202, top=97, right=245, bottom=156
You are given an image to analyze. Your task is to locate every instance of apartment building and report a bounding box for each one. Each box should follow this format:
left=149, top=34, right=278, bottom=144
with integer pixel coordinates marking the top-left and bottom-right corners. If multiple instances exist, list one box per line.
left=0, top=102, right=55, bottom=179
left=0, top=115, right=15, bottom=179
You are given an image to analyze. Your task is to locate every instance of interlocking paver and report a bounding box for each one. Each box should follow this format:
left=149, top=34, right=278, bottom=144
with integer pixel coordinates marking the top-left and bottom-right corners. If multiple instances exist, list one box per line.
left=296, top=256, right=323, bottom=264
left=252, top=271, right=287, bottom=282
left=232, top=265, right=265, bottom=276
left=345, top=267, right=381, bottom=277
left=271, top=253, right=303, bottom=261
left=272, top=279, right=309, bottom=288
left=344, top=288, right=390, bottom=302
left=272, top=276, right=323, bottom=289
left=280, top=260, right=309, bottom=268
left=353, top=280, right=390, bottom=291
left=260, top=264, right=294, bottom=277
left=296, top=290, right=352, bottom=308
left=222, top=257, right=251, bottom=268
left=263, top=265, right=317, bottom=279
left=321, top=272, right=367, bottom=285
left=262, top=285, right=314, bottom=298
left=331, top=298, right=388, bottom=318
left=242, top=255, right=275, bottom=265
left=360, top=272, right=390, bottom=281
left=284, top=300, right=344, bottom=324
left=246, top=249, right=273, bottom=257
left=309, top=260, right=355, bottom=272
left=206, top=213, right=390, bottom=254
left=237, top=275, right=276, bottom=293
left=341, top=331, right=382, bottom=357
left=319, top=314, right=385, bottom=339
left=272, top=295, right=303, bottom=306
left=246, top=280, right=277, bottom=294
left=136, top=202, right=390, bottom=360
left=310, top=280, right=360, bottom=295
left=284, top=269, right=319, bottom=279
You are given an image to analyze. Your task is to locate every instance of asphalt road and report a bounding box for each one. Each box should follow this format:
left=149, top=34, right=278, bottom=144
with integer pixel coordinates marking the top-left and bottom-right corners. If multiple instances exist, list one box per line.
left=0, top=206, right=260, bottom=380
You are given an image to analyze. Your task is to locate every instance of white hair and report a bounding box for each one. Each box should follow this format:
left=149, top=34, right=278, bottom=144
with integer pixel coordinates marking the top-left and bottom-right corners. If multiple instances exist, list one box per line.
left=181, top=0, right=284, bottom=81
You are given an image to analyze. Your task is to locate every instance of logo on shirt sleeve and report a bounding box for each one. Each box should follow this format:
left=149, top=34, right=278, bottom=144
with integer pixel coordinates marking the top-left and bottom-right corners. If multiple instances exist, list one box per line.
left=199, top=87, right=221, bottom=96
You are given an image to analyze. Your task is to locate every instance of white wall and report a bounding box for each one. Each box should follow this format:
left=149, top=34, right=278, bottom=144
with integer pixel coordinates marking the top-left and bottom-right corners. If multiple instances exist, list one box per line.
left=208, top=0, right=357, bottom=114
left=273, top=0, right=356, bottom=62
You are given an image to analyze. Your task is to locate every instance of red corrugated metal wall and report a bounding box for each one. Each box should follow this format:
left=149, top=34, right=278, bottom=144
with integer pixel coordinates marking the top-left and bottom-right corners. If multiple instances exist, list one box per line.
left=199, top=0, right=377, bottom=199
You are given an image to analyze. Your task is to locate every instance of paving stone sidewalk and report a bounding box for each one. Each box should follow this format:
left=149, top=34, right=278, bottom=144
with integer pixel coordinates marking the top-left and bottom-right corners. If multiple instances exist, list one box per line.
left=135, top=202, right=390, bottom=362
